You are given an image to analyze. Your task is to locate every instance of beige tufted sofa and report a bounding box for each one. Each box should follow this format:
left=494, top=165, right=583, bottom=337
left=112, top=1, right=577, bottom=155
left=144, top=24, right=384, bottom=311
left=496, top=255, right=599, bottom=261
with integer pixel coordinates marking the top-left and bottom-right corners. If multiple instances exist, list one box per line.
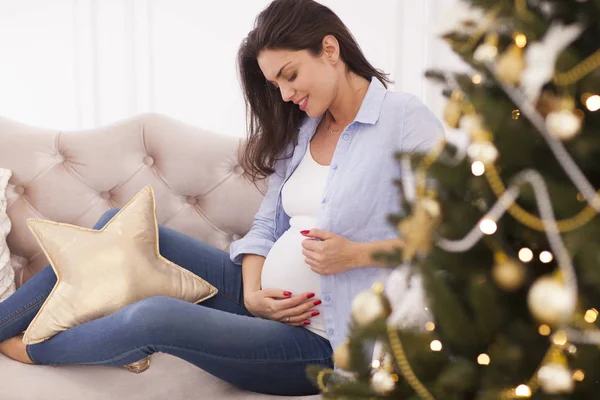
left=0, top=113, right=321, bottom=400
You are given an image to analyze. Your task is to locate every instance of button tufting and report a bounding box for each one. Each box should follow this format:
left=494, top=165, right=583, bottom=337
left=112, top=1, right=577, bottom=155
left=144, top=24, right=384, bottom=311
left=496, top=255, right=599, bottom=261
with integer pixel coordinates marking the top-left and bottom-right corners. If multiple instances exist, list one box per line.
left=15, top=186, right=25, bottom=195
left=232, top=165, right=244, bottom=174
left=143, top=156, right=154, bottom=166
left=232, top=234, right=242, bottom=241
left=100, top=191, right=111, bottom=200
left=56, top=153, right=65, bottom=163
left=187, top=196, right=198, bottom=205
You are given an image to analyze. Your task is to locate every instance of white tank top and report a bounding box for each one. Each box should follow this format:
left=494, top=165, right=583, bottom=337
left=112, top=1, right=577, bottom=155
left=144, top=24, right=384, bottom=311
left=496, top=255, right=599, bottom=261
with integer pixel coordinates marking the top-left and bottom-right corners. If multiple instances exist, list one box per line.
left=261, top=144, right=329, bottom=339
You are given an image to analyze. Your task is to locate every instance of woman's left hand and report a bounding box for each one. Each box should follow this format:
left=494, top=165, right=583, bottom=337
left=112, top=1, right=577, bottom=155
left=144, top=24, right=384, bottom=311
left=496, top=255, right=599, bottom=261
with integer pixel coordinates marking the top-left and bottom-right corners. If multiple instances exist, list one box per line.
left=300, top=229, right=361, bottom=275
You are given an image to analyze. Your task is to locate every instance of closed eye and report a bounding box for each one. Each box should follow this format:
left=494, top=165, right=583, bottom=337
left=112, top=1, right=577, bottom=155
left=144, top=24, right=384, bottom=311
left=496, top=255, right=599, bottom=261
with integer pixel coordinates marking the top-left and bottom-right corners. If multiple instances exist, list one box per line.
left=288, top=72, right=297, bottom=82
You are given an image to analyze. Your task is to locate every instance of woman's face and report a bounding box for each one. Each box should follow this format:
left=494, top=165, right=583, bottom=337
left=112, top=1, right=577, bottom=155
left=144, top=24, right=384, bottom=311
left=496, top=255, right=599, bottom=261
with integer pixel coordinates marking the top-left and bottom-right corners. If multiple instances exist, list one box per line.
left=257, top=39, right=339, bottom=118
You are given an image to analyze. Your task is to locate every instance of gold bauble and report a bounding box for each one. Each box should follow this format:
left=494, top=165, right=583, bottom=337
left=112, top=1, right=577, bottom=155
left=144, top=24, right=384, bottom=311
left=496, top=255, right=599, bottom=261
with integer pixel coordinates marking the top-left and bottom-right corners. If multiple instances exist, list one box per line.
left=333, top=340, right=352, bottom=371
left=397, top=198, right=442, bottom=263
left=495, top=45, right=525, bottom=86
left=351, top=284, right=392, bottom=326
left=443, top=91, right=464, bottom=128
left=371, top=370, right=396, bottom=395
left=528, top=275, right=576, bottom=325
left=492, top=253, right=526, bottom=291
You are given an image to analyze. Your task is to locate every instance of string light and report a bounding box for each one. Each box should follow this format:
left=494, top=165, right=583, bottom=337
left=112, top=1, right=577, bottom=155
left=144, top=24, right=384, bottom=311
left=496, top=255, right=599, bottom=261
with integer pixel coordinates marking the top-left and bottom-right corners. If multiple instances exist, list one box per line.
left=477, top=353, right=490, bottom=365
left=552, top=330, right=568, bottom=346
left=538, top=324, right=551, bottom=336
left=430, top=340, right=443, bottom=352
left=515, top=384, right=532, bottom=397
left=518, top=247, right=534, bottom=262
left=425, top=322, right=435, bottom=331
left=371, top=359, right=381, bottom=369
left=514, top=33, right=527, bottom=48
left=573, top=370, right=585, bottom=382
left=471, top=161, right=485, bottom=176
left=472, top=74, right=483, bottom=84
left=539, top=251, right=554, bottom=263
left=585, top=94, right=600, bottom=112
left=479, top=219, right=497, bottom=235
left=584, top=308, right=598, bottom=323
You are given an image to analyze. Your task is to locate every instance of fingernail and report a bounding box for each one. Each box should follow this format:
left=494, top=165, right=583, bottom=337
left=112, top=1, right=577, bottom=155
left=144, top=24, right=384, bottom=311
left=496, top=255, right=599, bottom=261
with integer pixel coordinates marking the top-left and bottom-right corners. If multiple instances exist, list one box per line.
left=311, top=311, right=320, bottom=316
left=284, top=291, right=292, bottom=297
left=303, top=321, right=311, bottom=325
left=300, top=230, right=310, bottom=235
left=314, top=300, right=322, bottom=306
left=307, top=293, right=315, bottom=299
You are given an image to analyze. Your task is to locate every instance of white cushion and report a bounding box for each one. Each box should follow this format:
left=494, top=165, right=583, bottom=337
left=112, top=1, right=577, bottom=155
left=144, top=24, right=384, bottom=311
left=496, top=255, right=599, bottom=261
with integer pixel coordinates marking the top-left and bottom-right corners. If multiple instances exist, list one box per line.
left=0, top=167, right=15, bottom=302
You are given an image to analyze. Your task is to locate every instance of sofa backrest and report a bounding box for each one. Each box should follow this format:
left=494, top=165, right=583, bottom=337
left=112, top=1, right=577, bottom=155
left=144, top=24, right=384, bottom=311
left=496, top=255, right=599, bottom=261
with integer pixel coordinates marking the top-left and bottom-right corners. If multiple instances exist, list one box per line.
left=0, top=113, right=266, bottom=288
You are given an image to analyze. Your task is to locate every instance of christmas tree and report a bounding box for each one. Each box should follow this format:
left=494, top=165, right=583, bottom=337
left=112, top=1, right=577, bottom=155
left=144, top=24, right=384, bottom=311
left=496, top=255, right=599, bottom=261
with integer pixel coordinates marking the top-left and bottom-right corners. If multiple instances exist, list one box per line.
left=308, top=0, right=600, bottom=398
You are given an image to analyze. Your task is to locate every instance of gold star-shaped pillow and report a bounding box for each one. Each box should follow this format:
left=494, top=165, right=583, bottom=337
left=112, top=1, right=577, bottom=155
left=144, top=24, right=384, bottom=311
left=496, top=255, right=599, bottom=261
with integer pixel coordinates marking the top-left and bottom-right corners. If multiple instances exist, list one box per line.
left=22, top=185, right=217, bottom=345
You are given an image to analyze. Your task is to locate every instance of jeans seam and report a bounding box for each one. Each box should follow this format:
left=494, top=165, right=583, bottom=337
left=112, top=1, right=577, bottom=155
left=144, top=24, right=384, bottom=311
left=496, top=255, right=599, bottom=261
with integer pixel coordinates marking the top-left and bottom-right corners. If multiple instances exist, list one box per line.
left=157, top=344, right=333, bottom=365
left=49, top=344, right=333, bottom=366
left=0, top=291, right=50, bottom=327
left=26, top=344, right=39, bottom=364
left=217, top=290, right=241, bottom=306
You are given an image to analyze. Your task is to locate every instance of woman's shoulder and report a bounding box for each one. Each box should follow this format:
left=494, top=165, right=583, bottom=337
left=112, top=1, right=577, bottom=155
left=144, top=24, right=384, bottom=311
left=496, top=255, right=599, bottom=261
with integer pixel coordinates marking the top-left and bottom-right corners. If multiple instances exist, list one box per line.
left=380, top=90, right=427, bottom=117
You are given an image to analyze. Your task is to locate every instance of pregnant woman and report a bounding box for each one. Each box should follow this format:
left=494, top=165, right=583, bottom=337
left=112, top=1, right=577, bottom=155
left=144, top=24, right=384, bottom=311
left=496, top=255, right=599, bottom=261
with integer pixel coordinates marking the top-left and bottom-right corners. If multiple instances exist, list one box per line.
left=0, top=0, right=443, bottom=395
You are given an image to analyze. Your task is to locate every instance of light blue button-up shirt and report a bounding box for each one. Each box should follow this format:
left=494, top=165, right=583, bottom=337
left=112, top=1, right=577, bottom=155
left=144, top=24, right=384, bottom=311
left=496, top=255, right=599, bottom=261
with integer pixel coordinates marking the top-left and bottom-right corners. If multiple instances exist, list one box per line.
left=230, top=77, right=444, bottom=352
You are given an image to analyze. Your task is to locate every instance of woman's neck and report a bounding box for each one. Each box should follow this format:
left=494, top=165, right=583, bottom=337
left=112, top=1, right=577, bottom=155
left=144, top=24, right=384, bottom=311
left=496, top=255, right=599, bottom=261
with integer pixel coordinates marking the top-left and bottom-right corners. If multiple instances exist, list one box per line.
left=327, top=73, right=370, bottom=127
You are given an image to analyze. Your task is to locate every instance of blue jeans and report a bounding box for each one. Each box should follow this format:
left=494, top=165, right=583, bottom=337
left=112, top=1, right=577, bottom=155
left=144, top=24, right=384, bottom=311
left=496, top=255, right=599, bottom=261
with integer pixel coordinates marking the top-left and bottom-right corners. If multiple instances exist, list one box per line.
left=0, top=209, right=332, bottom=396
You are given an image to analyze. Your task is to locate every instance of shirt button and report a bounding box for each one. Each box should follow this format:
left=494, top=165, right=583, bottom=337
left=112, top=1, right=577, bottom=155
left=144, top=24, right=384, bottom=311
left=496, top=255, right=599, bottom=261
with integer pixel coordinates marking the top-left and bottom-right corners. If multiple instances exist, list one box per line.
left=342, top=134, right=350, bottom=141
left=332, top=164, right=338, bottom=170
left=324, top=295, right=331, bottom=302
left=327, top=328, right=335, bottom=335
left=321, top=198, right=326, bottom=204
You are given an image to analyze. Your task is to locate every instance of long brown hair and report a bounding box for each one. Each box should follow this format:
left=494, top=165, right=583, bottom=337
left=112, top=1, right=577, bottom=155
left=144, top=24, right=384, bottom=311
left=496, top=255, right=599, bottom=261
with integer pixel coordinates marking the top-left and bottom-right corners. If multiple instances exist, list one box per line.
left=237, top=0, right=391, bottom=183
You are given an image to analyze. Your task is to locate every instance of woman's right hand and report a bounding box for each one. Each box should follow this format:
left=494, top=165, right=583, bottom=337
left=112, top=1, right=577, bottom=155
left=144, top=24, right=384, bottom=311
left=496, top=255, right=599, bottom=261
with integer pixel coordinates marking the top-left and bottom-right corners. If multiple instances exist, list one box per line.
left=244, top=289, right=321, bottom=326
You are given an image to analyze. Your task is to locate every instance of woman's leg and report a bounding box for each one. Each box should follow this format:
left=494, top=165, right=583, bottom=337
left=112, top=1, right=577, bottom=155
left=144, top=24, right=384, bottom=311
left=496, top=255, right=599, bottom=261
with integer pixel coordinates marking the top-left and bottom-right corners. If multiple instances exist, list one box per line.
left=0, top=209, right=121, bottom=342
left=1, top=206, right=252, bottom=342
left=26, top=296, right=333, bottom=396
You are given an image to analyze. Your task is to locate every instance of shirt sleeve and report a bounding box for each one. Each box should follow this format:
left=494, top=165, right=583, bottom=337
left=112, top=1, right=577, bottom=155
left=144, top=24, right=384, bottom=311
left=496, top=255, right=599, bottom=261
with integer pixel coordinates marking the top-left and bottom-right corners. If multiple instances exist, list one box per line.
left=229, top=149, right=291, bottom=266
left=400, top=95, right=445, bottom=153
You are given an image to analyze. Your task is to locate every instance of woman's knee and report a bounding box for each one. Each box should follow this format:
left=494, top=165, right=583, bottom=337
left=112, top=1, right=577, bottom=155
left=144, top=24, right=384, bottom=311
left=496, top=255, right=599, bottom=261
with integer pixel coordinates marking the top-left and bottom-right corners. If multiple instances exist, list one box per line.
left=120, top=296, right=183, bottom=335
left=96, top=208, right=121, bottom=228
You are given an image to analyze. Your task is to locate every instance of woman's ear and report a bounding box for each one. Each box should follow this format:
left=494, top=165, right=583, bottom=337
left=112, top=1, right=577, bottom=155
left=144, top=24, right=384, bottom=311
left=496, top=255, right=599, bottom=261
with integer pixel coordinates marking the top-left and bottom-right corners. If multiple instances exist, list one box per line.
left=322, top=35, right=340, bottom=64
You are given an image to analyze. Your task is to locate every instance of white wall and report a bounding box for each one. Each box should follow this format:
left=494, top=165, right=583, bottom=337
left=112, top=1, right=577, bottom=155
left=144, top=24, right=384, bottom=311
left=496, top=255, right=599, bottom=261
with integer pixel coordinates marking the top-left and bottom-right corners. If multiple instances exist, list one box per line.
left=0, top=0, right=463, bottom=136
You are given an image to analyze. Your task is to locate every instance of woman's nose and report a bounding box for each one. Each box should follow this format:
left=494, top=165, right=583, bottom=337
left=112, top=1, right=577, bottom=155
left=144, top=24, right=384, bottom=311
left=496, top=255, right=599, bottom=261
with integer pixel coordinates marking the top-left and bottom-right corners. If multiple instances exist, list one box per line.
left=280, top=86, right=295, bottom=102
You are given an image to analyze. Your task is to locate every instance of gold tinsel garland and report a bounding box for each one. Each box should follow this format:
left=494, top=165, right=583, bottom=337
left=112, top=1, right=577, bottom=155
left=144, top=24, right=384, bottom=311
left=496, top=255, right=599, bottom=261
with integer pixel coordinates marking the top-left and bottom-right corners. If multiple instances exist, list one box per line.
left=485, top=163, right=598, bottom=232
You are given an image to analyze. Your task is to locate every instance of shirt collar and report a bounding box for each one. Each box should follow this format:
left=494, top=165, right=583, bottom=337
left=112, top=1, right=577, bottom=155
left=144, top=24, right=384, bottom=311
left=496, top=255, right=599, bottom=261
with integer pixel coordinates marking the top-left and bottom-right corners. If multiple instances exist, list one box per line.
left=298, top=76, right=387, bottom=134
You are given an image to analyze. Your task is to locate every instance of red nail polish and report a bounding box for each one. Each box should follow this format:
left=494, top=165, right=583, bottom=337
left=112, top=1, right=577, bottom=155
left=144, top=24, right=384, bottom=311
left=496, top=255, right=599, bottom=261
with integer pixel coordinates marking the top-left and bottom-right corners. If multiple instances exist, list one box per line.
left=311, top=311, right=320, bottom=316
left=300, top=230, right=310, bottom=235
left=303, top=321, right=310, bottom=325
left=307, top=293, right=315, bottom=299
left=284, top=291, right=292, bottom=297
left=314, top=300, right=322, bottom=306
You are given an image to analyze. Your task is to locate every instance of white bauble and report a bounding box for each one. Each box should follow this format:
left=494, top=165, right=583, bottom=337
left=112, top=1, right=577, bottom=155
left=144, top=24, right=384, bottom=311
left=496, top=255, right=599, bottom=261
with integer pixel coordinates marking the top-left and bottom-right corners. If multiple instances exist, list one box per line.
left=537, top=363, right=574, bottom=394
left=351, top=289, right=392, bottom=326
left=371, top=370, right=396, bottom=395
left=467, top=141, right=499, bottom=164
left=546, top=110, right=581, bottom=140
left=527, top=276, right=576, bottom=325
left=459, top=114, right=483, bottom=135
left=474, top=43, right=498, bottom=63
